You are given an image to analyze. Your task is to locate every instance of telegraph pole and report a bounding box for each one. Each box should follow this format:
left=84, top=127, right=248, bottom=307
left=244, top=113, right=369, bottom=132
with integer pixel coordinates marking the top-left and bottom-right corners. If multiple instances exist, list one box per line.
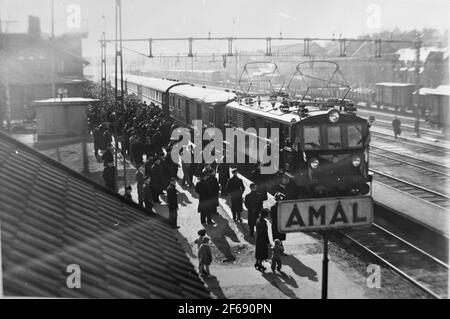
left=51, top=0, right=56, bottom=99
left=101, top=31, right=107, bottom=102
left=114, top=0, right=126, bottom=191
left=414, top=36, right=422, bottom=137
left=0, top=11, right=16, bottom=134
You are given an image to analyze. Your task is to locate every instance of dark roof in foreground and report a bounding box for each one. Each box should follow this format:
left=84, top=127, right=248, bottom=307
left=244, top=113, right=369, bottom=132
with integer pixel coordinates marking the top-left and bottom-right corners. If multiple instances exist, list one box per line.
left=0, top=131, right=210, bottom=298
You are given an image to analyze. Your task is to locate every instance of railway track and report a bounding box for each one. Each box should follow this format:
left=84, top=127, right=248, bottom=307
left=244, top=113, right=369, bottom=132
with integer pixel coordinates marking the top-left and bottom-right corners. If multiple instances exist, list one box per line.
left=340, top=222, right=449, bottom=299
left=370, top=169, right=450, bottom=208
left=370, top=147, right=449, bottom=196
left=371, top=131, right=450, bottom=157
left=370, top=146, right=450, bottom=176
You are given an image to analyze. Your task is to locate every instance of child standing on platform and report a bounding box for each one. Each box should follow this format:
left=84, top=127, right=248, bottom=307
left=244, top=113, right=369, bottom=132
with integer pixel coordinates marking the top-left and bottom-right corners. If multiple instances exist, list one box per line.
left=271, top=239, right=284, bottom=272
left=198, top=237, right=213, bottom=278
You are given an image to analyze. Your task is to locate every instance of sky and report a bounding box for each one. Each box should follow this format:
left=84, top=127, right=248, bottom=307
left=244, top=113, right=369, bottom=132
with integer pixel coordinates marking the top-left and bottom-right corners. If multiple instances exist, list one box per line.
left=1, top=0, right=449, bottom=57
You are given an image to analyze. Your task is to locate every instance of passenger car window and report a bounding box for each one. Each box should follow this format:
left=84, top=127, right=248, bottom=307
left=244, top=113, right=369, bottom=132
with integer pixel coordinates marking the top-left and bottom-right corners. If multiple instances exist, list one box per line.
left=303, top=126, right=321, bottom=149
left=347, top=124, right=363, bottom=147
left=327, top=126, right=341, bottom=149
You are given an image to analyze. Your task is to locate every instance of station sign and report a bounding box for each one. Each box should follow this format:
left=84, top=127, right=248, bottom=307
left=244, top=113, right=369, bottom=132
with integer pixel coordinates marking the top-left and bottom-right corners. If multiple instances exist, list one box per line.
left=278, top=196, right=373, bottom=233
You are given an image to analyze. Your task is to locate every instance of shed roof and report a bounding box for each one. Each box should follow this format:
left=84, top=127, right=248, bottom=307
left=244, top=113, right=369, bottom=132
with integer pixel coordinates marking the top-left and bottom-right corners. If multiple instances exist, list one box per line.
left=34, top=98, right=99, bottom=106
left=375, top=82, right=415, bottom=87
left=418, top=85, right=450, bottom=97
left=0, top=131, right=210, bottom=298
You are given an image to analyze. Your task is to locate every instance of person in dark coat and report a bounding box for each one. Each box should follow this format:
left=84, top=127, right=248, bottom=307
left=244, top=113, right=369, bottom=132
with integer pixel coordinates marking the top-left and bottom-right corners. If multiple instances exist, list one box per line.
left=130, top=135, right=144, bottom=166
left=144, top=156, right=154, bottom=178
left=103, top=127, right=112, bottom=149
left=245, top=184, right=260, bottom=236
left=150, top=159, right=163, bottom=203
left=195, top=173, right=214, bottom=225
left=217, top=159, right=230, bottom=196
left=102, top=162, right=116, bottom=191
left=124, top=185, right=133, bottom=202
left=166, top=178, right=179, bottom=228
left=207, top=170, right=220, bottom=215
left=143, top=136, right=153, bottom=158
left=226, top=169, right=245, bottom=222
left=165, top=152, right=179, bottom=180
left=102, top=144, right=114, bottom=167
left=143, top=178, right=153, bottom=212
left=392, top=116, right=401, bottom=139
left=270, top=193, right=287, bottom=244
left=151, top=130, right=164, bottom=154
left=135, top=166, right=145, bottom=207
left=255, top=209, right=270, bottom=271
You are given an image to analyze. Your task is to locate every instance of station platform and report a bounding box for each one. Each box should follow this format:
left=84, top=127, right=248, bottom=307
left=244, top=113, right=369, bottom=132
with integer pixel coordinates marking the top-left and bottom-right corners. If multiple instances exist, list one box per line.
left=372, top=181, right=449, bottom=238
left=119, top=167, right=426, bottom=298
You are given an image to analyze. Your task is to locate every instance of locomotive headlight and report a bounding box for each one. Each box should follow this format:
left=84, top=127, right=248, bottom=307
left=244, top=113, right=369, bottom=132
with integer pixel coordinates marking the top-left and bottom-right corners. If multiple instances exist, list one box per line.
left=310, top=158, right=319, bottom=169
left=352, top=155, right=361, bottom=167
left=328, top=110, right=340, bottom=123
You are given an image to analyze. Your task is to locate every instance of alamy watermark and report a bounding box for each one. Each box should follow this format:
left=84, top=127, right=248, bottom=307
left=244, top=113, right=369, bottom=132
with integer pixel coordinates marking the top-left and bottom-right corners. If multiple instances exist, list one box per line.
left=66, top=264, right=81, bottom=289
left=366, top=264, right=381, bottom=288
left=170, top=120, right=279, bottom=174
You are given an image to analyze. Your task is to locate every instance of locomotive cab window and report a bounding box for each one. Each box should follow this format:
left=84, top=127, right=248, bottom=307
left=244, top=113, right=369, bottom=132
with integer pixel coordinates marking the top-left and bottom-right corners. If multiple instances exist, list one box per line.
left=303, top=126, right=321, bottom=149
left=327, top=126, right=341, bottom=149
left=347, top=124, right=363, bottom=147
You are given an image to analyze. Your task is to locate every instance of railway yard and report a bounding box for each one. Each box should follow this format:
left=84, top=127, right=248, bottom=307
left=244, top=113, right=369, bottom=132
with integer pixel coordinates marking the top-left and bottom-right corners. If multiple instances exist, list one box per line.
left=1, top=0, right=449, bottom=303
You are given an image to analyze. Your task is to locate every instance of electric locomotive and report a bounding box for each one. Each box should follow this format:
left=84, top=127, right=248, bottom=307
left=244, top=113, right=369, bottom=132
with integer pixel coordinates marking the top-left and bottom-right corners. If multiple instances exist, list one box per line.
left=225, top=60, right=373, bottom=198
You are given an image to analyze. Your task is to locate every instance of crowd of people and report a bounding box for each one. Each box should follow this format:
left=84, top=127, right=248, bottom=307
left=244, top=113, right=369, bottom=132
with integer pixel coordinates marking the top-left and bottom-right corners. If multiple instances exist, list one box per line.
left=88, top=98, right=289, bottom=275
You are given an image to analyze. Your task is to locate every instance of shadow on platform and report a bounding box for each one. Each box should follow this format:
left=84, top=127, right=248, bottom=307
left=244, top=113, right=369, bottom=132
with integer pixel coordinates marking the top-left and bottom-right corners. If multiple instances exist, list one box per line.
left=283, top=255, right=318, bottom=282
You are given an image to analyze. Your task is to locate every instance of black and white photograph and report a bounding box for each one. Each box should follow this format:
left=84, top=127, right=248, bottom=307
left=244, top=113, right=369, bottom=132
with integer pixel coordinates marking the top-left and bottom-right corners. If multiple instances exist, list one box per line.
left=0, top=0, right=449, bottom=305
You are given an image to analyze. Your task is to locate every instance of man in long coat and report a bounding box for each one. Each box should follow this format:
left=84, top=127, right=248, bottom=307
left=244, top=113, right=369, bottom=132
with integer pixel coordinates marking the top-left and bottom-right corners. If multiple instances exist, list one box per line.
left=226, top=169, right=245, bottom=222
left=270, top=193, right=287, bottom=243
left=166, top=178, right=179, bottom=228
left=195, top=174, right=214, bottom=225
left=245, top=183, right=260, bottom=236
left=217, top=159, right=230, bottom=196
left=255, top=209, right=270, bottom=271
left=135, top=166, right=145, bottom=207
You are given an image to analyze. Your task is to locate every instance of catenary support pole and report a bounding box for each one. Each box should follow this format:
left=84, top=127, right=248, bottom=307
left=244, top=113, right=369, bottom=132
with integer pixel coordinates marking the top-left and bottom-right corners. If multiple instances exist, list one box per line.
left=322, top=232, right=329, bottom=299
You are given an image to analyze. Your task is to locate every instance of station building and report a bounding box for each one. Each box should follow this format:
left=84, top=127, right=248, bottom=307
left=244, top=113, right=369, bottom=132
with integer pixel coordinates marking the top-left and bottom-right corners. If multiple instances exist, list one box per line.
left=0, top=16, right=89, bottom=124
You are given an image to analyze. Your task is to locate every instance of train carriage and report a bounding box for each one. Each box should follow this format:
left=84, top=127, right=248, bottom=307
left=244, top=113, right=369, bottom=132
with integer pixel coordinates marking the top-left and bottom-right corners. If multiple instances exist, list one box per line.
left=122, top=73, right=372, bottom=200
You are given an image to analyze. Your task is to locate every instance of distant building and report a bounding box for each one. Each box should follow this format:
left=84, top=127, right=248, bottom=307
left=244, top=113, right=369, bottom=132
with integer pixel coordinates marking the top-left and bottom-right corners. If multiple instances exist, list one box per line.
left=0, top=16, right=89, bottom=123
left=394, top=47, right=449, bottom=87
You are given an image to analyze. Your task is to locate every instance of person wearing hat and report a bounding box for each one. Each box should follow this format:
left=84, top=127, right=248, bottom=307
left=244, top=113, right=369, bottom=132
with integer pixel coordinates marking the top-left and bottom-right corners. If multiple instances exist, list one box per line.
left=270, top=193, right=287, bottom=246
left=166, top=177, right=179, bottom=228
left=255, top=209, right=270, bottom=271
left=135, top=165, right=145, bottom=207
left=102, top=162, right=116, bottom=191
left=102, top=143, right=114, bottom=167
left=124, top=185, right=133, bottom=202
left=198, top=236, right=213, bottom=278
left=226, top=169, right=245, bottom=222
left=245, top=183, right=260, bottom=236
left=195, top=173, right=214, bottom=225
left=143, top=177, right=153, bottom=212
left=217, top=156, right=230, bottom=196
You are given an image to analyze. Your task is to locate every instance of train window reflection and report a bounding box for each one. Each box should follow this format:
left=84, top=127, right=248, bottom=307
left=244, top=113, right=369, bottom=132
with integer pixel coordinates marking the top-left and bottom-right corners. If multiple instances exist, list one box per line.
left=303, top=126, right=321, bottom=149
left=347, top=124, right=362, bottom=147
left=327, top=126, right=341, bottom=149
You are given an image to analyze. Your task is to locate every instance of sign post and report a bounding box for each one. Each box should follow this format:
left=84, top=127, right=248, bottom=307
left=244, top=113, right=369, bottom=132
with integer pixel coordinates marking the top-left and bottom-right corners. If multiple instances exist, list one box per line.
left=321, top=231, right=329, bottom=299
left=278, top=196, right=373, bottom=299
